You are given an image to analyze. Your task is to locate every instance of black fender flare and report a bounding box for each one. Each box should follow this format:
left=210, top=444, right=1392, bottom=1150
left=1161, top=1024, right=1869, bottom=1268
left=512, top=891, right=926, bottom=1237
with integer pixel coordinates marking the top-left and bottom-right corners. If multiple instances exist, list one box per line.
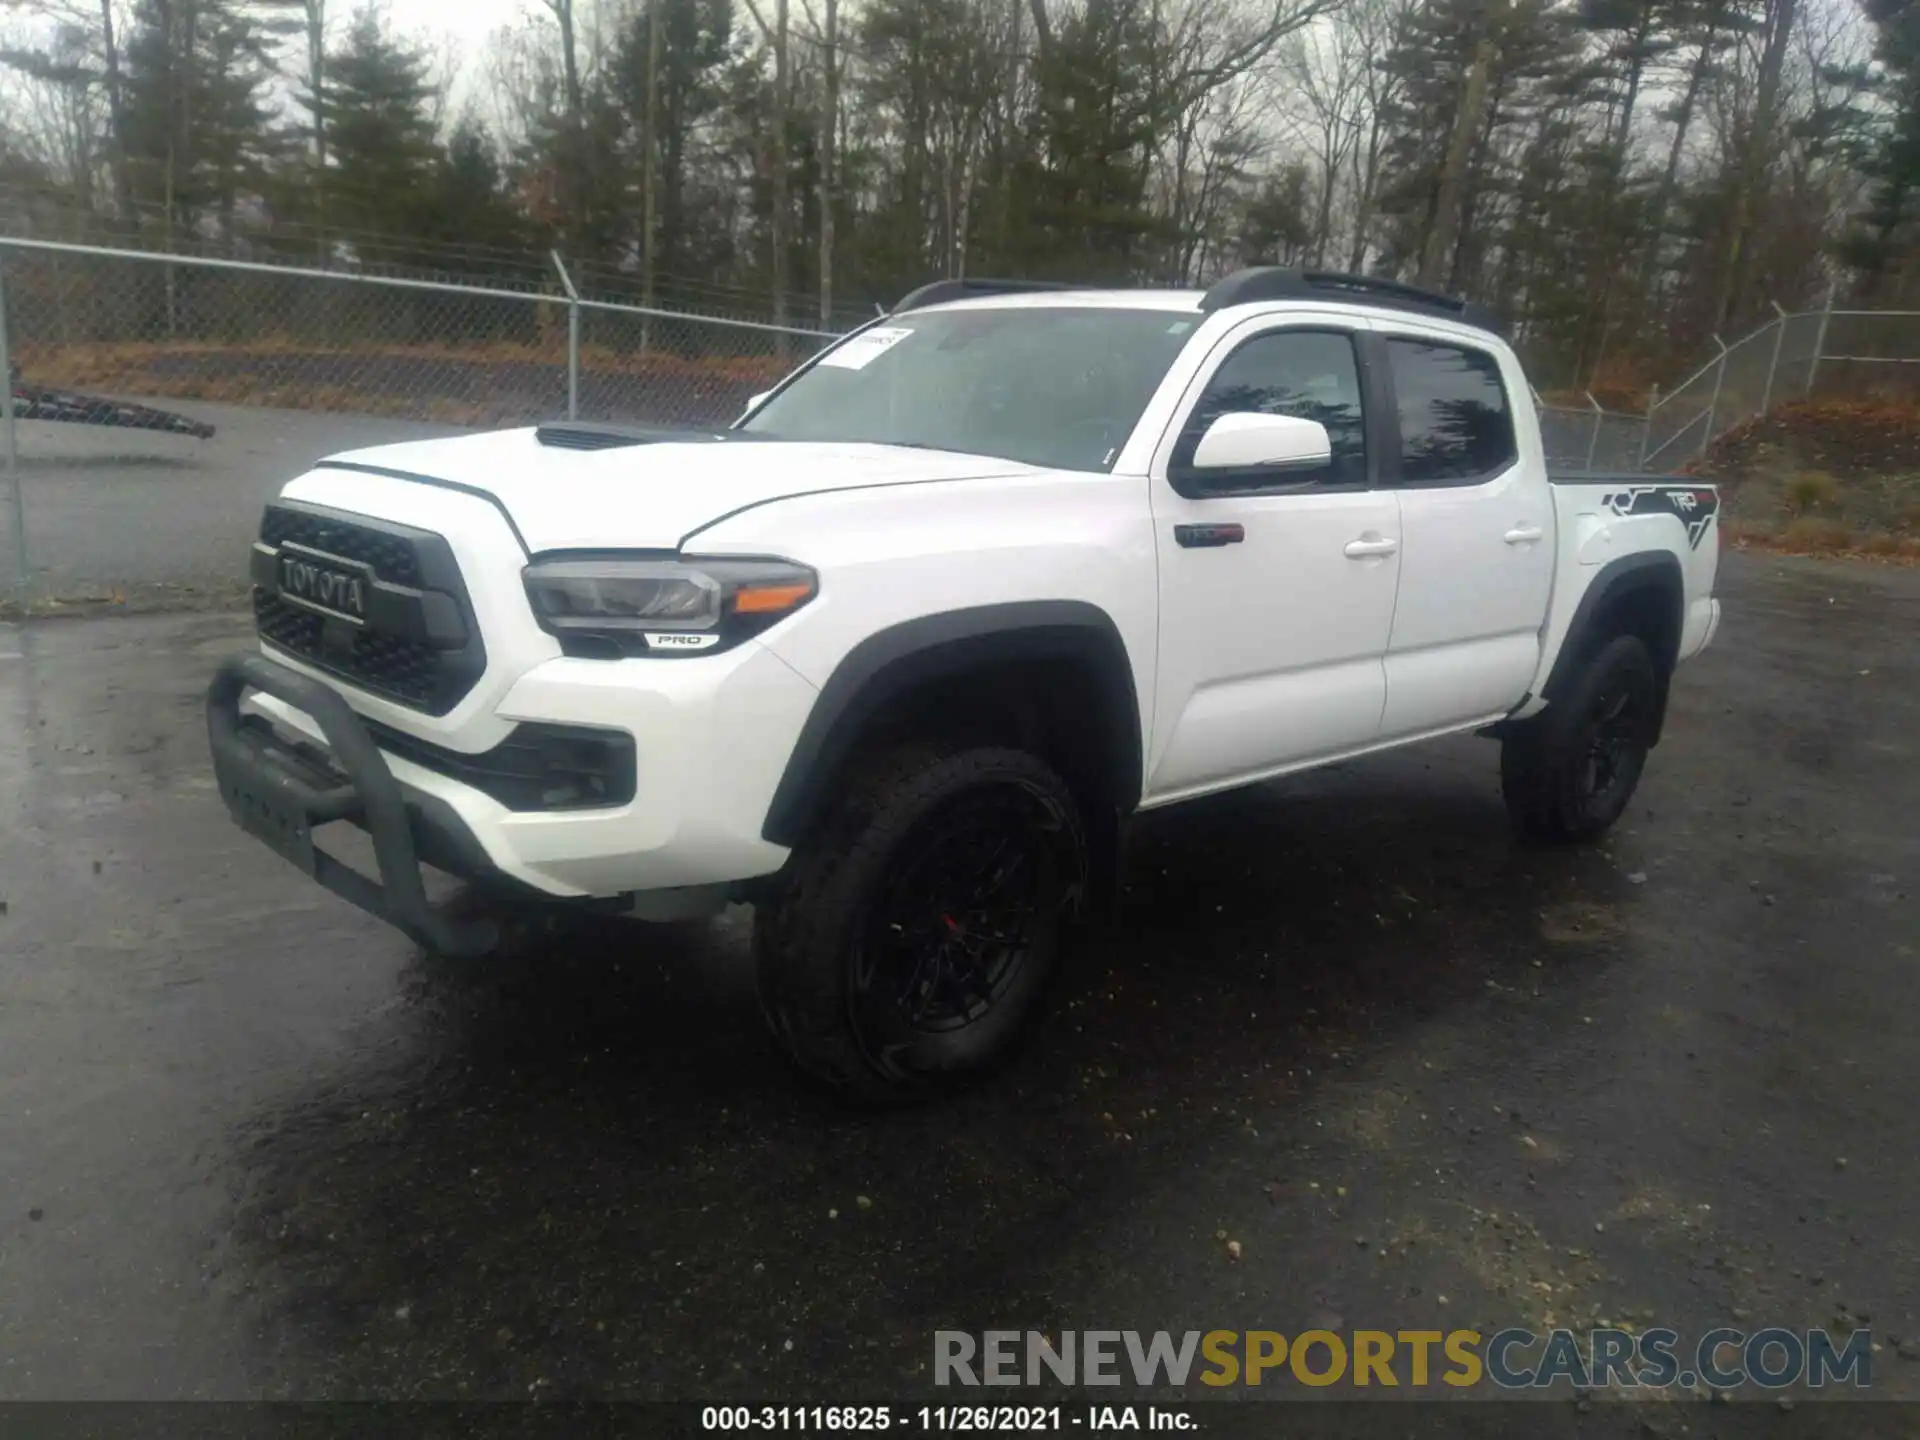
left=760, top=600, right=1144, bottom=848
left=1536, top=549, right=1685, bottom=742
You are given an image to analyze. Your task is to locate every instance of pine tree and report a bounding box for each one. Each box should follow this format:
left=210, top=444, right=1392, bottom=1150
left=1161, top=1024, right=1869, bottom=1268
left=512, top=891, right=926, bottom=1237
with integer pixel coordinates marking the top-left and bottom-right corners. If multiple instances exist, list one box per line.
left=312, top=7, right=440, bottom=247
left=1840, top=0, right=1920, bottom=301
left=607, top=0, right=734, bottom=282
left=120, top=0, right=277, bottom=236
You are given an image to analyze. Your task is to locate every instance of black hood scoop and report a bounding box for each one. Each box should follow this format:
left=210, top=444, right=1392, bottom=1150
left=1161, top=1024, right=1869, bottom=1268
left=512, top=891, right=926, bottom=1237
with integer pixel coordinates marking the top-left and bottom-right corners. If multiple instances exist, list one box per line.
left=533, top=421, right=754, bottom=452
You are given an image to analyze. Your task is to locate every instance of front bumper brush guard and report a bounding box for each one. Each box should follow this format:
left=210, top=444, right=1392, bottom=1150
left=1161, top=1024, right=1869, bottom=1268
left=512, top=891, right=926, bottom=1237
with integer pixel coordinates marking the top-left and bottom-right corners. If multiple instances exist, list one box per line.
left=206, top=653, right=498, bottom=957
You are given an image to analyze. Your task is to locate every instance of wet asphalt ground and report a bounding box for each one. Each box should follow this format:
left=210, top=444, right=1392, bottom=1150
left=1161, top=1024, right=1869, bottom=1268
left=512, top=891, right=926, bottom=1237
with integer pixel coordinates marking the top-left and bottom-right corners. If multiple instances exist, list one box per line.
left=0, top=408, right=458, bottom=604
left=0, top=552, right=1917, bottom=1425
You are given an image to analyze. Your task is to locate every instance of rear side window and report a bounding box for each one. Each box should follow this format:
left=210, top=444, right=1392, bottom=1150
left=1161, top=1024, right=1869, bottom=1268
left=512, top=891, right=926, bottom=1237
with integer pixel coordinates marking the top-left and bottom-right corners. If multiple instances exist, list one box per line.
left=1386, top=338, right=1516, bottom=483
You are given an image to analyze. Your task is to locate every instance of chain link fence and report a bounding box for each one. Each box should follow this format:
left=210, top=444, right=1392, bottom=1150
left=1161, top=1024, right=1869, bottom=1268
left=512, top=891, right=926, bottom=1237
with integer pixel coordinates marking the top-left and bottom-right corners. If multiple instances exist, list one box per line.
left=1540, top=300, right=1920, bottom=476
left=0, top=238, right=833, bottom=433
left=1537, top=400, right=1652, bottom=472
left=4, top=235, right=1920, bottom=604
left=1634, top=302, right=1920, bottom=471
left=0, top=237, right=839, bottom=602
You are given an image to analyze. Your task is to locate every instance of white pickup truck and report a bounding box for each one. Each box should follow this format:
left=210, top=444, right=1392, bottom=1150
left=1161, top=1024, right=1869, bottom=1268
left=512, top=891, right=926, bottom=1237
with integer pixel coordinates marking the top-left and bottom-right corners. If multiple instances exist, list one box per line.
left=208, top=268, right=1721, bottom=1098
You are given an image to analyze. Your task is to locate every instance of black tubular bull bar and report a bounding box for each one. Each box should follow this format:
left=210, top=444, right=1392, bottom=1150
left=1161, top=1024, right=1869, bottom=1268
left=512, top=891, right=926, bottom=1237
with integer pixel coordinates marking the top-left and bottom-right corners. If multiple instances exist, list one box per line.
left=206, top=653, right=499, bottom=957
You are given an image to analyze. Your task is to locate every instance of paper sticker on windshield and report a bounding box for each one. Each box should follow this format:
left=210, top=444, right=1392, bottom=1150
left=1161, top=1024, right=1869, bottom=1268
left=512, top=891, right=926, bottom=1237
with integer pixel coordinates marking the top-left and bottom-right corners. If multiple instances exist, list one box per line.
left=818, top=326, right=914, bottom=370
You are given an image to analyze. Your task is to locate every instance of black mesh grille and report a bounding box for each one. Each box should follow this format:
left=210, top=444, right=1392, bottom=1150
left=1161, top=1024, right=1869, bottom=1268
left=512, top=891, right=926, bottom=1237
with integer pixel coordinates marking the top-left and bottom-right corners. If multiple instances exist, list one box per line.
left=253, top=502, right=485, bottom=715
left=254, top=592, right=446, bottom=709
left=260, top=506, right=422, bottom=586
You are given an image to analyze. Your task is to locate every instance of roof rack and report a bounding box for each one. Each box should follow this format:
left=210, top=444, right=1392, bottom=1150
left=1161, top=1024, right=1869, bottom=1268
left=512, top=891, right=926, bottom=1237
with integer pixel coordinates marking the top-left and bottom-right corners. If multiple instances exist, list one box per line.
left=892, top=278, right=1086, bottom=313
left=1199, top=268, right=1504, bottom=333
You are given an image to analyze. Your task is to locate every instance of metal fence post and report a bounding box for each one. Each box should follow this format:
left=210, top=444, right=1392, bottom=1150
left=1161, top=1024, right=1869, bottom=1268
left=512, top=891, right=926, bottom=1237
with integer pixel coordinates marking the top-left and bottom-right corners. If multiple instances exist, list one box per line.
left=1584, top=391, right=1604, bottom=471
left=1699, top=335, right=1729, bottom=462
left=551, top=250, right=580, bottom=421
left=1806, top=283, right=1835, bottom=398
left=1761, top=302, right=1788, bottom=416
left=1637, top=383, right=1659, bottom=469
left=0, top=253, right=26, bottom=603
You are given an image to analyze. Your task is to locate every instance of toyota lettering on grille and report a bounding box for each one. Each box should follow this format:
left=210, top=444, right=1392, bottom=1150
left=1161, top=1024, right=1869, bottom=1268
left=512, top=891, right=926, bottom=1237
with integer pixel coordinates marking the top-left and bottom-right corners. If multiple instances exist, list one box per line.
left=278, top=545, right=370, bottom=624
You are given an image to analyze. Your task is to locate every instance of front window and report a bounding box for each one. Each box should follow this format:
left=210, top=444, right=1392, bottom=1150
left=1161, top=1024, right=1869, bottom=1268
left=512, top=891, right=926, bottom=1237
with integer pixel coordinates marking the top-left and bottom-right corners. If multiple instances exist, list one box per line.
left=740, top=307, right=1199, bottom=472
left=1171, top=328, right=1368, bottom=490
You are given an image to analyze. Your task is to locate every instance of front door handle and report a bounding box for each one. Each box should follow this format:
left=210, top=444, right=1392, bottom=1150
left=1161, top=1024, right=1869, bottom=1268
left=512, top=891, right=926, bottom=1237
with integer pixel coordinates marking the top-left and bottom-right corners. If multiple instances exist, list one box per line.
left=1175, top=523, right=1245, bottom=548
left=1343, top=535, right=1399, bottom=558
left=1504, top=524, right=1545, bottom=545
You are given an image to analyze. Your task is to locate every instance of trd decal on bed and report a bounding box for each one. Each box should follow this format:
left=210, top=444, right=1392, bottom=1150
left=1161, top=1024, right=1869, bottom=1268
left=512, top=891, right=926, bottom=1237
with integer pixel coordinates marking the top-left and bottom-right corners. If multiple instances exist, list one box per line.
left=1599, top=485, right=1720, bottom=550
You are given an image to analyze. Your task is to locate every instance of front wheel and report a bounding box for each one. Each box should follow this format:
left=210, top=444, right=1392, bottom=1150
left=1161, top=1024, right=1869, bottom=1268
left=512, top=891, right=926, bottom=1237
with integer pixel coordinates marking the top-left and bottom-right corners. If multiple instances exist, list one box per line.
left=1502, top=633, right=1661, bottom=843
left=754, top=745, right=1087, bottom=1102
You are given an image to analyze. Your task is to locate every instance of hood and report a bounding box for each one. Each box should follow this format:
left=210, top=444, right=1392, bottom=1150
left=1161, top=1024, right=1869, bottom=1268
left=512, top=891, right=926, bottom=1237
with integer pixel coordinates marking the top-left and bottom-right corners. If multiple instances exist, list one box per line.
left=318, top=428, right=1033, bottom=554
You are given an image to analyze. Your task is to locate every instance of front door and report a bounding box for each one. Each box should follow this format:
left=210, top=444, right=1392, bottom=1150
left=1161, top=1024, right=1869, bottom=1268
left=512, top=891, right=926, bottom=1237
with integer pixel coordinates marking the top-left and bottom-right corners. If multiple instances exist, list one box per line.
left=1144, top=320, right=1401, bottom=804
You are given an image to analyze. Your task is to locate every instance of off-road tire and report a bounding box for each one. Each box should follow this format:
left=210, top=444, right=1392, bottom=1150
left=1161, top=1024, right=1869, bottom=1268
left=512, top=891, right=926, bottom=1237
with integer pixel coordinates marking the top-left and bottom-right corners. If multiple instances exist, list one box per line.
left=1502, top=633, right=1661, bottom=843
left=754, top=744, right=1087, bottom=1103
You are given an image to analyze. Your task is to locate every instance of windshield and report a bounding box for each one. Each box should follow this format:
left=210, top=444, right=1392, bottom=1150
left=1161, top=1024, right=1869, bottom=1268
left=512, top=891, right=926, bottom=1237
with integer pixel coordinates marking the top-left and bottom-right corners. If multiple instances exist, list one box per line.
left=740, top=306, right=1198, bottom=472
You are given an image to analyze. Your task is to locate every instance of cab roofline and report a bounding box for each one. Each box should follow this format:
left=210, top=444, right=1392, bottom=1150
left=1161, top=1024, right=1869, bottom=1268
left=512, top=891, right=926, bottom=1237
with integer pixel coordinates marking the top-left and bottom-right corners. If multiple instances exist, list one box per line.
left=888, top=267, right=1503, bottom=334
left=891, top=280, right=1200, bottom=314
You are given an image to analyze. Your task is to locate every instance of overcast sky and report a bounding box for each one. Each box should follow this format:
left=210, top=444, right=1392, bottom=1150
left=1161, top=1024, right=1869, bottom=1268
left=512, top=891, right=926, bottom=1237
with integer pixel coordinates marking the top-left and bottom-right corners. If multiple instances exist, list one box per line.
left=387, top=0, right=536, bottom=45
left=371, top=0, right=537, bottom=124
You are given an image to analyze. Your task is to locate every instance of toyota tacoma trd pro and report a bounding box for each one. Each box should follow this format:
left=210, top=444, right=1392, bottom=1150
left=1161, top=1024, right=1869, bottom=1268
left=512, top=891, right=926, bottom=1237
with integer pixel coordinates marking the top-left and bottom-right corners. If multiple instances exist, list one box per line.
left=207, top=268, right=1722, bottom=1098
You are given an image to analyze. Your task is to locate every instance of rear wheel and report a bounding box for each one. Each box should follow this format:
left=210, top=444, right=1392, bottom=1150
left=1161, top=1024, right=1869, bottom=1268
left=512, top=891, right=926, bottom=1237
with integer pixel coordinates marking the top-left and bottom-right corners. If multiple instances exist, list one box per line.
left=1502, top=633, right=1660, bottom=843
left=754, top=744, right=1087, bottom=1102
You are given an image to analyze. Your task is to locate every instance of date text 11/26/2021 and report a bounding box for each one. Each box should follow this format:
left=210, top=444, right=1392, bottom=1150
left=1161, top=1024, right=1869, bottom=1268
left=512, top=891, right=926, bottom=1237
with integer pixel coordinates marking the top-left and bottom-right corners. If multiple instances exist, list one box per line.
left=701, top=1406, right=1193, bottom=1431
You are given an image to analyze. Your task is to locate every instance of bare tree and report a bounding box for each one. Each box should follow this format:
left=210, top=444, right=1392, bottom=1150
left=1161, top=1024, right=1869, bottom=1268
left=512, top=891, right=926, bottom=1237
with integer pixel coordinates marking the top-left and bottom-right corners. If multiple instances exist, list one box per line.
left=1419, top=0, right=1503, bottom=288
left=0, top=21, right=104, bottom=202
left=1150, top=0, right=1336, bottom=280
left=542, top=0, right=588, bottom=243
left=819, top=0, right=837, bottom=324
left=1632, top=0, right=1730, bottom=313
left=1710, top=0, right=1800, bottom=328
left=642, top=0, right=660, bottom=319
left=743, top=0, right=793, bottom=343
left=99, top=0, right=130, bottom=216
left=1283, top=15, right=1370, bottom=265
left=482, top=17, right=555, bottom=148
left=795, top=0, right=840, bottom=321
left=1343, top=0, right=1417, bottom=272
left=299, top=0, right=326, bottom=254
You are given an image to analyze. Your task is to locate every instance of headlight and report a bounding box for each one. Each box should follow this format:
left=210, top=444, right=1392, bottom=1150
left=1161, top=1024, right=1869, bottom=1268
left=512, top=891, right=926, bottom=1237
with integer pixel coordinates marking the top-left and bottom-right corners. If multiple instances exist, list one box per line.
left=522, top=555, right=817, bottom=658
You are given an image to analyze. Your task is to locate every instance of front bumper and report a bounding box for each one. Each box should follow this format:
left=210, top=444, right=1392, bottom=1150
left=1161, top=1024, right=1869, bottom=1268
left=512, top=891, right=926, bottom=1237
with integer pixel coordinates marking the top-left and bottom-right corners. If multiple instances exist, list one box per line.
left=207, top=652, right=503, bottom=956
left=210, top=629, right=822, bottom=947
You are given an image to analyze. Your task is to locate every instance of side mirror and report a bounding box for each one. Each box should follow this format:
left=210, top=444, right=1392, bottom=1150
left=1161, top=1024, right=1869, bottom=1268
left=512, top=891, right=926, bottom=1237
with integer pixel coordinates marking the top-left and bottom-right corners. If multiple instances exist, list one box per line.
left=1191, top=412, right=1331, bottom=473
left=740, top=389, right=773, bottom=421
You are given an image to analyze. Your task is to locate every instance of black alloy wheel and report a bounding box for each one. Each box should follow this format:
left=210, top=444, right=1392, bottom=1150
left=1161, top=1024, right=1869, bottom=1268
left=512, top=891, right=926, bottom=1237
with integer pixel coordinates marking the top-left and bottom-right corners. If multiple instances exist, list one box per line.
left=851, top=784, right=1066, bottom=1065
left=755, top=745, right=1088, bottom=1101
left=1501, top=633, right=1661, bottom=843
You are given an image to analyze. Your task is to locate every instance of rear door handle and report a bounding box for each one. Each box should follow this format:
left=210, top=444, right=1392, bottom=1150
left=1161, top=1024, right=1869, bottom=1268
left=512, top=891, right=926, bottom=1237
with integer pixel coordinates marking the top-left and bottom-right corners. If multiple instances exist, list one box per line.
left=1504, top=524, right=1545, bottom=545
left=1343, top=536, right=1398, bottom=558
left=1175, top=523, right=1245, bottom=548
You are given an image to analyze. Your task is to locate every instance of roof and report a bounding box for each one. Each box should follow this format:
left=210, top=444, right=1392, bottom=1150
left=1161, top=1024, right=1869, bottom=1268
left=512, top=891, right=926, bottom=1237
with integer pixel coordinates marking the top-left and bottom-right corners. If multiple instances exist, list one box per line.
left=891, top=268, right=1505, bottom=336
left=896, top=288, right=1205, bottom=315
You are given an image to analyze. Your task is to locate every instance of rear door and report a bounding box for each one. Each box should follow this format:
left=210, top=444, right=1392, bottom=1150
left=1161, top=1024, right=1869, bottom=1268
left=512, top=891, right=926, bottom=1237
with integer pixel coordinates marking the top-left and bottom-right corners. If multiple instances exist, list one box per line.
left=1375, top=330, right=1554, bottom=737
left=1143, top=316, right=1402, bottom=803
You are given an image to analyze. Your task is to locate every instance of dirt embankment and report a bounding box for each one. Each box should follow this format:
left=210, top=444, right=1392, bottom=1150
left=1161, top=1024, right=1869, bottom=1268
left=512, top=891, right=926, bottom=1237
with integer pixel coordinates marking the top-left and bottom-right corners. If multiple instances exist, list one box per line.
left=1695, top=400, right=1920, bottom=560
